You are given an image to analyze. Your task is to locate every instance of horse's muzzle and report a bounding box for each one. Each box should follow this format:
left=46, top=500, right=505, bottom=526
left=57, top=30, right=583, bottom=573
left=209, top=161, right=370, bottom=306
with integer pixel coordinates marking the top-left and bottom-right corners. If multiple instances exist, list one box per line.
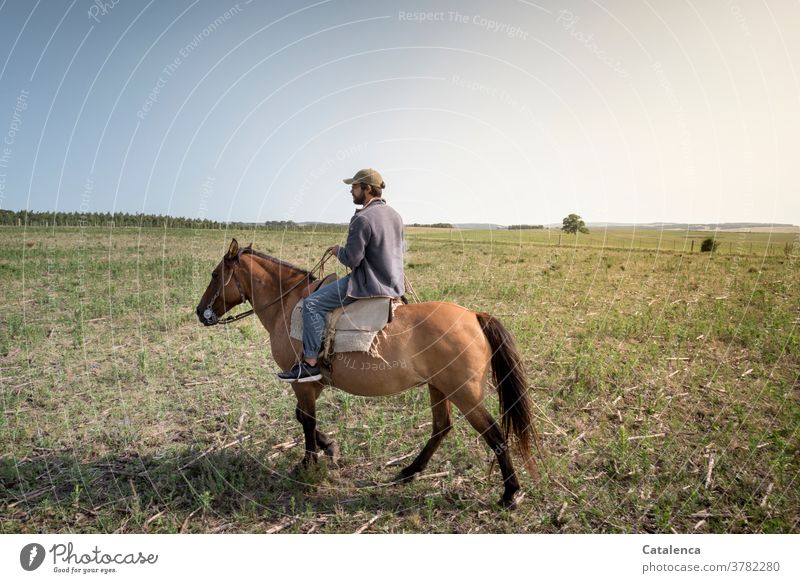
left=196, top=305, right=218, bottom=326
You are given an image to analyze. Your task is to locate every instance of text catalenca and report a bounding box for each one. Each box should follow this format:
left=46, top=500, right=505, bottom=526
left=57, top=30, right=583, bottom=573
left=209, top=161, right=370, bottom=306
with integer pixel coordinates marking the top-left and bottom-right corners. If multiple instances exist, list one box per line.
left=642, top=545, right=700, bottom=555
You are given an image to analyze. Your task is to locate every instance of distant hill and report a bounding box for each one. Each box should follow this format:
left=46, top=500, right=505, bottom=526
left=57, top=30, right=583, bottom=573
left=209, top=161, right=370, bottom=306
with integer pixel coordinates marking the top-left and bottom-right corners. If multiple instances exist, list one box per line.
left=291, top=221, right=799, bottom=232
left=543, top=222, right=798, bottom=232
left=297, top=221, right=347, bottom=227
left=452, top=223, right=506, bottom=230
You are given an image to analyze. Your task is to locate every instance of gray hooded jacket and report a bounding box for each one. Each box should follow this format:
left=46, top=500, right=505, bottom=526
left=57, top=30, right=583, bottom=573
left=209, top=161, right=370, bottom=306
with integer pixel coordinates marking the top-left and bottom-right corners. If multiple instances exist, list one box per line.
left=336, top=198, right=405, bottom=298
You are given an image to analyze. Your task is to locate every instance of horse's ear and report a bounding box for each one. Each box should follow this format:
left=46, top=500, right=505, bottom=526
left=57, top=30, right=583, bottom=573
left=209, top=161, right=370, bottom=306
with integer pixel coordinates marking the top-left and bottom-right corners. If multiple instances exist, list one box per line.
left=226, top=238, right=239, bottom=260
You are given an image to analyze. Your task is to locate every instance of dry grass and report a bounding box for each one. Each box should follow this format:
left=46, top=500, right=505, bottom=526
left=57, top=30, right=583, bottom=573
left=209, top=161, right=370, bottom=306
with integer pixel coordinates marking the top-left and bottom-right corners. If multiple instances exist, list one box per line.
left=1, top=225, right=798, bottom=533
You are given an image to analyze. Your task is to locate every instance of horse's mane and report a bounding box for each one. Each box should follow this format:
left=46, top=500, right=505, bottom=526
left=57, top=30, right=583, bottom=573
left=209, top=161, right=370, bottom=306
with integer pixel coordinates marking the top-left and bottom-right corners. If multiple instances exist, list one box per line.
left=240, top=247, right=316, bottom=280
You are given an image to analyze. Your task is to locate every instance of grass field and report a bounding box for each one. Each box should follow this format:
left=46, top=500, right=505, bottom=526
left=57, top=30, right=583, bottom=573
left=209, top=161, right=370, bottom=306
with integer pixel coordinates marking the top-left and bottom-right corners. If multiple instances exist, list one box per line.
left=412, top=226, right=799, bottom=256
left=1, top=225, right=798, bottom=533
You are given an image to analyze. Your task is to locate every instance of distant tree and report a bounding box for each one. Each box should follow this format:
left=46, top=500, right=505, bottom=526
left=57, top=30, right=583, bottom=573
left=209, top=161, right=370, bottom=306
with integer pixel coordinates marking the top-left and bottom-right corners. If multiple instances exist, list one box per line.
left=508, top=224, right=543, bottom=230
left=700, top=237, right=718, bottom=252
left=561, top=213, right=589, bottom=234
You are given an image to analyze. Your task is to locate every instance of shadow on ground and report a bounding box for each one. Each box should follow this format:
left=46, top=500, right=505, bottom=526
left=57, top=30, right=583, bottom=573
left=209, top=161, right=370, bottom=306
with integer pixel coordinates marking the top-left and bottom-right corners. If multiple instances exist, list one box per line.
left=1, top=444, right=479, bottom=532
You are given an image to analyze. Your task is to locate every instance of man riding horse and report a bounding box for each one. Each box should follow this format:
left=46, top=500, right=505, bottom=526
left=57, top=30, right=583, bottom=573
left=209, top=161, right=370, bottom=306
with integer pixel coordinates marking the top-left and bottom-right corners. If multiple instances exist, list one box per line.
left=277, top=168, right=404, bottom=383
left=196, top=168, right=539, bottom=508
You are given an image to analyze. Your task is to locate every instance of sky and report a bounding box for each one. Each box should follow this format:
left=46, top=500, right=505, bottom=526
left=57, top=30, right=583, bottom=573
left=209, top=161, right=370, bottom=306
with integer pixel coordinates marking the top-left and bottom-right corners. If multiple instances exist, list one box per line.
left=0, top=0, right=798, bottom=226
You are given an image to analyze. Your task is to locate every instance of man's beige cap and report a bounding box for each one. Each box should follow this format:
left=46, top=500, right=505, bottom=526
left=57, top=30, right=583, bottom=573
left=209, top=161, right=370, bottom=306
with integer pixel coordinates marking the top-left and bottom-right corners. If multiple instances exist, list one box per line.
left=343, top=168, right=385, bottom=188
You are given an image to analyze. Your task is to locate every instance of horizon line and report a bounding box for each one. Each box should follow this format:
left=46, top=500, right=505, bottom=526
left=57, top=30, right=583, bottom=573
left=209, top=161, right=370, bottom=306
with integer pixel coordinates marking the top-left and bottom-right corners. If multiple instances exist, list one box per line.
left=1, top=208, right=797, bottom=229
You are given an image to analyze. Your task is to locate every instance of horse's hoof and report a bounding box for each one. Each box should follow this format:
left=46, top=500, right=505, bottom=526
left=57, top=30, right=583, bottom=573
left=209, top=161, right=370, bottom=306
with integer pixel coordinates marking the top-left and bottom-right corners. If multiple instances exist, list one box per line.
left=324, top=442, right=340, bottom=466
left=498, top=491, right=524, bottom=510
left=292, top=452, right=319, bottom=474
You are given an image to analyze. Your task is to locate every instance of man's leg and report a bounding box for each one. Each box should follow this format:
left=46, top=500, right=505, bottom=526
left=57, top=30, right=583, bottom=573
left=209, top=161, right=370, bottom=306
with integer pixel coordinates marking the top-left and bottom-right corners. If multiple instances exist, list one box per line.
left=277, top=275, right=353, bottom=382
left=302, top=275, right=354, bottom=364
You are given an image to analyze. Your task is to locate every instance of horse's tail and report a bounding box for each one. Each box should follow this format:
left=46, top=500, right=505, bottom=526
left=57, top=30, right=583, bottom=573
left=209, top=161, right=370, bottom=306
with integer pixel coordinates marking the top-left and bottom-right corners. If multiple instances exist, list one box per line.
left=476, top=312, right=541, bottom=480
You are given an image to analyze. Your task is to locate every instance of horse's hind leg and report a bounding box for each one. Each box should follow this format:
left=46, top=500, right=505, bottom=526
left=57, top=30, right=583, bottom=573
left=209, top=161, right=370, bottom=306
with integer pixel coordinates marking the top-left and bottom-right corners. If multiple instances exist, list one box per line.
left=454, top=398, right=521, bottom=509
left=393, top=386, right=452, bottom=483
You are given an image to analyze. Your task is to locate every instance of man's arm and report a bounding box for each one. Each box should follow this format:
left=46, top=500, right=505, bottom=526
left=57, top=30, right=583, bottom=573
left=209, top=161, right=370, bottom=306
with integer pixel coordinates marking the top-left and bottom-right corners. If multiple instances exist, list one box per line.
left=333, top=216, right=371, bottom=268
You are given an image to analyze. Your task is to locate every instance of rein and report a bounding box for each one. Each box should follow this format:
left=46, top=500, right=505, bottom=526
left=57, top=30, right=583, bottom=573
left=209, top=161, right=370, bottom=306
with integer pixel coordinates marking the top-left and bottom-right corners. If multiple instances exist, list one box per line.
left=211, top=248, right=337, bottom=326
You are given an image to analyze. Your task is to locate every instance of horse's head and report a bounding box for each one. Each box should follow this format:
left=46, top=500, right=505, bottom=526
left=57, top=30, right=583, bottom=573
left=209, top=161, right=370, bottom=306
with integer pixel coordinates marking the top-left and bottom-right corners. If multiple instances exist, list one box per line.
left=195, top=238, right=247, bottom=326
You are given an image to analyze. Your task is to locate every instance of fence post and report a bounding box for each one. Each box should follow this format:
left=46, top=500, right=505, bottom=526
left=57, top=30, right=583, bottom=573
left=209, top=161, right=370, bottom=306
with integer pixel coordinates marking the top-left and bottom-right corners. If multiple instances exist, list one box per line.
left=691, top=240, right=694, bottom=252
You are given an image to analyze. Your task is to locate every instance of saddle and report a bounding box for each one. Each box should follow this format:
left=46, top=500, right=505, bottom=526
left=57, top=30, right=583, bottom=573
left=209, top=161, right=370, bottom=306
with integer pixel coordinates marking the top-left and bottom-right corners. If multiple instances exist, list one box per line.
left=289, top=275, right=400, bottom=363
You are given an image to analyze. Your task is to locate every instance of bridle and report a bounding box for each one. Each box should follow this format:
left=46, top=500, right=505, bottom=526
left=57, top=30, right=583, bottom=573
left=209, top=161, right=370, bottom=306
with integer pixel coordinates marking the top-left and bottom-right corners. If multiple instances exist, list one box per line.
left=206, top=268, right=312, bottom=326
left=202, top=248, right=337, bottom=326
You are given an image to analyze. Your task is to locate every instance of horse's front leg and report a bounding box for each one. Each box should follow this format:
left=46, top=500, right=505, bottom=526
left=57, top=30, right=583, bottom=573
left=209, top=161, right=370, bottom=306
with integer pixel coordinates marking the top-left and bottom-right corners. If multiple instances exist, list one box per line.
left=292, top=382, right=339, bottom=468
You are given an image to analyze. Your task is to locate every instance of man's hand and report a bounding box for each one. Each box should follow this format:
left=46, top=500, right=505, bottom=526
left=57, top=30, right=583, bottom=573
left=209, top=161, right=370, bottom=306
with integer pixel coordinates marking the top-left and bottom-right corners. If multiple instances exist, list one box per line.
left=326, top=245, right=340, bottom=256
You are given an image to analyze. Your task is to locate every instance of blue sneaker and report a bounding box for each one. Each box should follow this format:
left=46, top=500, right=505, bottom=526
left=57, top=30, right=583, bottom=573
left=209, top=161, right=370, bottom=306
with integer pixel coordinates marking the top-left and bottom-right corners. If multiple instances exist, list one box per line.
left=277, top=361, right=322, bottom=383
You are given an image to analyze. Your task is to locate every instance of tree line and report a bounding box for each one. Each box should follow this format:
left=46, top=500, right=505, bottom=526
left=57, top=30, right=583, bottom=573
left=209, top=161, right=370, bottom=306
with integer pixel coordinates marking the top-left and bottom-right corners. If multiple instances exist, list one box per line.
left=0, top=211, right=347, bottom=231
left=0, top=209, right=227, bottom=228
left=408, top=222, right=453, bottom=228
left=1, top=210, right=593, bottom=233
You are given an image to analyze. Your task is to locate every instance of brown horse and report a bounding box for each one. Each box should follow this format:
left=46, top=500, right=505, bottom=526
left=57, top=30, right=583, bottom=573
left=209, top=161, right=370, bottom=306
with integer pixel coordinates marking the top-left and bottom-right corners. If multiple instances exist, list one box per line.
left=195, top=239, right=540, bottom=508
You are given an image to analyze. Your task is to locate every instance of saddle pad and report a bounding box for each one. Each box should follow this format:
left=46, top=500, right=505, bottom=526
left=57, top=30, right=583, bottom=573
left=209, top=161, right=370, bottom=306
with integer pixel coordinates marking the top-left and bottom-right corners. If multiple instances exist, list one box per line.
left=290, top=297, right=393, bottom=354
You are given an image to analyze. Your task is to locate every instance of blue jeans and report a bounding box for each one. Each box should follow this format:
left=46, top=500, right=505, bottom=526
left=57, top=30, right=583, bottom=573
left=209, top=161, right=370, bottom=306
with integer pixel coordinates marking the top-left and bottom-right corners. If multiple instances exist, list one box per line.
left=302, top=274, right=355, bottom=359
